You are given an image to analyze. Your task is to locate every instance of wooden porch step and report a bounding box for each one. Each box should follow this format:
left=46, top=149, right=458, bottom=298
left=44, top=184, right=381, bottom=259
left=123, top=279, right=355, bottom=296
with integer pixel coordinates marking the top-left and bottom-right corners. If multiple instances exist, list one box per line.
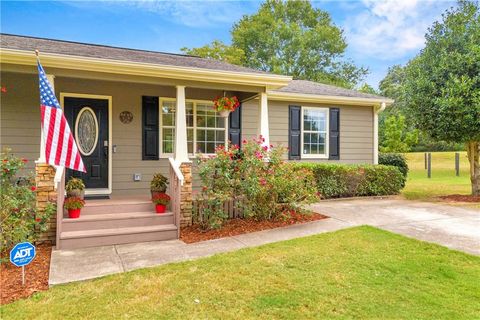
left=59, top=224, right=178, bottom=249
left=62, top=212, right=174, bottom=232
left=81, top=200, right=154, bottom=215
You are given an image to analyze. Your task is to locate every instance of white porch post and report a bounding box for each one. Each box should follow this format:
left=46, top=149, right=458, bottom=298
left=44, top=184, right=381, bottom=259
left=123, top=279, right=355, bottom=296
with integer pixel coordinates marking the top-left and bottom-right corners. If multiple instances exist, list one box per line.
left=174, top=85, right=190, bottom=163
left=258, top=92, right=270, bottom=146
left=37, top=74, right=55, bottom=163
left=373, top=102, right=386, bottom=165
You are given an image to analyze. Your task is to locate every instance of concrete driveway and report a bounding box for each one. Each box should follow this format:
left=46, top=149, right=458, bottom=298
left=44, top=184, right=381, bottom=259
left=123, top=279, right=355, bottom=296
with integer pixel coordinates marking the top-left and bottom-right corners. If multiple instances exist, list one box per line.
left=310, top=198, right=480, bottom=256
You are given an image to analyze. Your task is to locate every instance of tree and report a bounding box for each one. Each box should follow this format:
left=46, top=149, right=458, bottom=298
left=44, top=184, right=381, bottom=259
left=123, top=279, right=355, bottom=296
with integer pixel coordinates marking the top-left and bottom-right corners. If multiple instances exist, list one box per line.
left=181, top=40, right=246, bottom=66
left=183, top=0, right=367, bottom=88
left=379, top=65, right=407, bottom=114
left=404, top=0, right=480, bottom=195
left=357, top=83, right=378, bottom=95
left=380, top=115, right=419, bottom=153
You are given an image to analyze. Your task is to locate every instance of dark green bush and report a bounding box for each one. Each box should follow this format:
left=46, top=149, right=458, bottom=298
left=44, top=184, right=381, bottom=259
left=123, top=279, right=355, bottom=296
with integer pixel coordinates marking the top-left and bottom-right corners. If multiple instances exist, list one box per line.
left=293, top=163, right=405, bottom=199
left=379, top=153, right=409, bottom=180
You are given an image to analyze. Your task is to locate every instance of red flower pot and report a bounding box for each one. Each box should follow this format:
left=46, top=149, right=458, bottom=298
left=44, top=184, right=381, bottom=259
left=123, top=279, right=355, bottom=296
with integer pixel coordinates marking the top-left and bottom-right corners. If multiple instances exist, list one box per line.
left=68, top=208, right=81, bottom=219
left=155, top=204, right=166, bottom=214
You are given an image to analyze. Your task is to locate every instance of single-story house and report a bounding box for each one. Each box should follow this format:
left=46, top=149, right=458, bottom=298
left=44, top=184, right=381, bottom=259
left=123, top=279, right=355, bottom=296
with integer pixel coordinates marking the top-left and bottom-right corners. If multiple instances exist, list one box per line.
left=0, top=34, right=393, bottom=249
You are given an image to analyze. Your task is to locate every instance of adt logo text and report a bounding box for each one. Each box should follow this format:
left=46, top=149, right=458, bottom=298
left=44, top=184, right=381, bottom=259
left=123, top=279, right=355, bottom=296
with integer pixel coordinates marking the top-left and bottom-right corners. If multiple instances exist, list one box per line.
left=10, top=242, right=36, bottom=267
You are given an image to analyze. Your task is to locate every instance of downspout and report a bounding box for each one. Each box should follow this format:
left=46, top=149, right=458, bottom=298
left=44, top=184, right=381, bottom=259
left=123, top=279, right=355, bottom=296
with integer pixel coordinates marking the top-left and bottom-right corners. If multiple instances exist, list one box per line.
left=373, top=102, right=386, bottom=165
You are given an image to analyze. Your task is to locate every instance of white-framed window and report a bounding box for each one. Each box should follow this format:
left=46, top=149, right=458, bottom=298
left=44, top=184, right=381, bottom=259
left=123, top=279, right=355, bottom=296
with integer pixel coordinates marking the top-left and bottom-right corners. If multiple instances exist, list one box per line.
left=301, top=107, right=329, bottom=159
left=159, top=98, right=227, bottom=157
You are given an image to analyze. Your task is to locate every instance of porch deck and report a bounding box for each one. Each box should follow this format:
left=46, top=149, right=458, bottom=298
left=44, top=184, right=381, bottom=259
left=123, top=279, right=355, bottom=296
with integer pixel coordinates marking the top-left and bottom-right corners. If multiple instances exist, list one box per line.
left=58, top=196, right=178, bottom=250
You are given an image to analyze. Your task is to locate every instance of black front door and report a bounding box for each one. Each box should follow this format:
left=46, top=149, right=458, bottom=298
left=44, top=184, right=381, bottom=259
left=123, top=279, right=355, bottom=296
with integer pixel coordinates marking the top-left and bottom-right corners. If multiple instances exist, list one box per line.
left=65, top=97, right=109, bottom=189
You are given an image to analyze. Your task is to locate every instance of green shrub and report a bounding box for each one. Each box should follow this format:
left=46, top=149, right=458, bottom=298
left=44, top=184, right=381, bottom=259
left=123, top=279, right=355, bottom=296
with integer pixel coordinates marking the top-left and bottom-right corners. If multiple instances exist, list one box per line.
left=379, top=153, right=409, bottom=177
left=150, top=173, right=168, bottom=193
left=65, top=177, right=85, bottom=191
left=0, top=148, right=55, bottom=258
left=293, top=163, right=405, bottom=199
left=196, top=137, right=318, bottom=230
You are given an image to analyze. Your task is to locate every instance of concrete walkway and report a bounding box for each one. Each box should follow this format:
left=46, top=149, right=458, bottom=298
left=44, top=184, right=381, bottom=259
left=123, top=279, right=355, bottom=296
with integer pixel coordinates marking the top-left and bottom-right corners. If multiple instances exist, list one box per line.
left=49, top=198, right=479, bottom=285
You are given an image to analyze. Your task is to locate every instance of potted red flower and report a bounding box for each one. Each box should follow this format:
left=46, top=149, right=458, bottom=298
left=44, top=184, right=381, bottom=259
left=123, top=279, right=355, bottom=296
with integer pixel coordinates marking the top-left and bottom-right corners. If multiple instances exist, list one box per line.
left=213, top=96, right=240, bottom=117
left=152, top=193, right=171, bottom=214
left=64, top=196, right=85, bottom=219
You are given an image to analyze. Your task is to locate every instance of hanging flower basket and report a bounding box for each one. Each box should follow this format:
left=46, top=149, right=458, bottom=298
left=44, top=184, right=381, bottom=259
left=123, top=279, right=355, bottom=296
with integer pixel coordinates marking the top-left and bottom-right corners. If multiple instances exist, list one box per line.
left=213, top=96, right=240, bottom=117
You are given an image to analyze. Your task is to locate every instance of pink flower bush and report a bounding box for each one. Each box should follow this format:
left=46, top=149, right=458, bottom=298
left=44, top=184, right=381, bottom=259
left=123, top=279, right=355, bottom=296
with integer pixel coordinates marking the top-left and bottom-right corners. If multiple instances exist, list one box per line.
left=196, top=137, right=318, bottom=229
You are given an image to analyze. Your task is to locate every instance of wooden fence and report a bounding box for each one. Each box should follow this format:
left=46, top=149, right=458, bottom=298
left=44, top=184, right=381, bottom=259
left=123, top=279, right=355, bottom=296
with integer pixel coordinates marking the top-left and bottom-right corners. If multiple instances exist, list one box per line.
left=192, top=197, right=245, bottom=223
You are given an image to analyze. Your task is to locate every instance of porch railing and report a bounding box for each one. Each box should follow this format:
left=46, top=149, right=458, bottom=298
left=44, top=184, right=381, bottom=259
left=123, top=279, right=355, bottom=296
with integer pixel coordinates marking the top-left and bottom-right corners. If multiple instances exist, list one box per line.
left=168, top=158, right=184, bottom=237
left=55, top=167, right=65, bottom=249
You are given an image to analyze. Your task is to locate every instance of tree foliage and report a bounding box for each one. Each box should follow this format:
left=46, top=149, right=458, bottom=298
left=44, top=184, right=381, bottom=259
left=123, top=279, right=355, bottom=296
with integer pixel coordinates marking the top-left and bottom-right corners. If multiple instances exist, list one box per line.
left=183, top=0, right=367, bottom=88
left=403, top=0, right=480, bottom=194
left=379, top=65, right=407, bottom=114
left=380, top=115, right=418, bottom=153
left=357, top=83, right=378, bottom=95
left=181, top=40, right=246, bottom=66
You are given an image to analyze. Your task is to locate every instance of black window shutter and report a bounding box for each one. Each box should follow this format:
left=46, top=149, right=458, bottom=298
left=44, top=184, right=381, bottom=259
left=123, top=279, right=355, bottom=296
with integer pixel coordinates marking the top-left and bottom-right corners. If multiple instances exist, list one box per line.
left=228, top=104, right=242, bottom=148
left=329, top=108, right=340, bottom=160
left=288, top=105, right=301, bottom=160
left=142, top=96, right=159, bottom=160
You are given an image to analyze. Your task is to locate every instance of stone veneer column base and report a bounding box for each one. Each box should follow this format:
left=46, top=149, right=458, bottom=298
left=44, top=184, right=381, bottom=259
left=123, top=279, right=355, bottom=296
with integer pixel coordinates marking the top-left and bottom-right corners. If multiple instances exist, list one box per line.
left=179, top=162, right=193, bottom=227
left=35, top=163, right=57, bottom=244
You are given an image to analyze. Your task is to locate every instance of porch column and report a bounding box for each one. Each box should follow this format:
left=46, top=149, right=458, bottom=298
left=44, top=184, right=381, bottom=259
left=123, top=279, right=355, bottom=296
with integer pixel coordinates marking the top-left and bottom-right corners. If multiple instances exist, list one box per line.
left=258, top=92, right=270, bottom=146
left=35, top=74, right=58, bottom=244
left=174, top=85, right=190, bottom=163
left=37, top=74, right=55, bottom=163
left=174, top=85, right=193, bottom=226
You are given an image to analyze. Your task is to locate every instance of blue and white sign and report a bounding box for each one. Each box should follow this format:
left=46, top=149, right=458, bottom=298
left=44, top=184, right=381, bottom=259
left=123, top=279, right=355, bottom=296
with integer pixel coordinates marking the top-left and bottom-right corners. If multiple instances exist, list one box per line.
left=10, top=242, right=36, bottom=267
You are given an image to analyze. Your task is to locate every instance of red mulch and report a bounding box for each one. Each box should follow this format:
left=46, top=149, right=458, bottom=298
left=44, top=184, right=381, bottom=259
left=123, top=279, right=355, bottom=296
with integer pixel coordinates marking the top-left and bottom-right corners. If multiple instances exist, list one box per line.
left=180, top=211, right=328, bottom=244
left=1, top=244, right=52, bottom=305
left=438, top=194, right=480, bottom=203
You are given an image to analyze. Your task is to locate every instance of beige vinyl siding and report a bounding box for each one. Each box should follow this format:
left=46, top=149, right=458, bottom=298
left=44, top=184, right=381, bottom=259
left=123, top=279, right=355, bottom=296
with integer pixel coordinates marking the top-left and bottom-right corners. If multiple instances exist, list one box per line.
left=242, top=100, right=374, bottom=164
left=0, top=72, right=41, bottom=172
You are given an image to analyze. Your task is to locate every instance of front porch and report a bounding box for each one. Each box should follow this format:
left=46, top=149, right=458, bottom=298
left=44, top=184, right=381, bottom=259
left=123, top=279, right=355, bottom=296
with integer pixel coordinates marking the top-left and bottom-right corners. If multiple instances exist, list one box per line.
left=25, top=70, right=272, bottom=249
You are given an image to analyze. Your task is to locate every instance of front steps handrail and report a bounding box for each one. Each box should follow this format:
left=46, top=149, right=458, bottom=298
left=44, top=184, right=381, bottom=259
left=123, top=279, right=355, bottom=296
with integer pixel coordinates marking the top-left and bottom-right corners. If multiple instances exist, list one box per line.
left=55, top=167, right=65, bottom=249
left=168, top=158, right=183, bottom=237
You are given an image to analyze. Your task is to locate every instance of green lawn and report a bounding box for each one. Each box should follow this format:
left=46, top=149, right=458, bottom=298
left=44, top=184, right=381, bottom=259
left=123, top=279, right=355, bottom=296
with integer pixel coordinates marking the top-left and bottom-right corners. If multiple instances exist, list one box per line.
left=2, top=226, right=479, bottom=319
left=402, top=152, right=472, bottom=200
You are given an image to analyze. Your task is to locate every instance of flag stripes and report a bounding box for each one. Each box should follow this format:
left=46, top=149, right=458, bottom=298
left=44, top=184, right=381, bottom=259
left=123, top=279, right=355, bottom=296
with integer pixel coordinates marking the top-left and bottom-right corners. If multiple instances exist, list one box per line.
left=38, top=61, right=85, bottom=172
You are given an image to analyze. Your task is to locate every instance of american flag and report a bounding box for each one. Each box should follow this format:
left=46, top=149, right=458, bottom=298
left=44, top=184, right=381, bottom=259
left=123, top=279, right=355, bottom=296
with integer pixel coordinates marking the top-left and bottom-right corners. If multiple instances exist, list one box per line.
left=38, top=61, right=86, bottom=172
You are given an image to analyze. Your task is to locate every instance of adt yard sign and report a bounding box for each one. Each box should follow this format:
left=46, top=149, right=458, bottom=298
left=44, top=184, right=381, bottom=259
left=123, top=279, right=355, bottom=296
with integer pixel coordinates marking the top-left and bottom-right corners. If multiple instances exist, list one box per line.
left=10, top=242, right=36, bottom=267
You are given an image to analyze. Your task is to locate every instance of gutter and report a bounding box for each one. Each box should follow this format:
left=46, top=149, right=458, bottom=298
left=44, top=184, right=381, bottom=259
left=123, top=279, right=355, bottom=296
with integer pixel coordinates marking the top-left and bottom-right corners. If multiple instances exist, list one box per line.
left=267, top=91, right=394, bottom=107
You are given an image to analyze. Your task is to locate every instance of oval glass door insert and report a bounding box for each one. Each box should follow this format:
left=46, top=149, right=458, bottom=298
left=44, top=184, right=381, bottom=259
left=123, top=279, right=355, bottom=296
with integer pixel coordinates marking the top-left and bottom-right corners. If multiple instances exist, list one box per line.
left=75, top=107, right=99, bottom=156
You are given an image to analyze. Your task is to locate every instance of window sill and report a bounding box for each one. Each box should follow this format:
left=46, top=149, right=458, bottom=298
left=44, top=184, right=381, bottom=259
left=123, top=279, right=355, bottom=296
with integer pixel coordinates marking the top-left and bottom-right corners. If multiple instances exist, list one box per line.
left=300, top=155, right=329, bottom=160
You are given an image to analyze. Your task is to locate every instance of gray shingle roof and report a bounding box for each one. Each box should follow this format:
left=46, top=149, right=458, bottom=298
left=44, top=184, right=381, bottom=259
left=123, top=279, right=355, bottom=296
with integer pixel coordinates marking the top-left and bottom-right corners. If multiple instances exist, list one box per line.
left=271, top=79, right=388, bottom=100
left=1, top=34, right=391, bottom=101
left=0, top=33, right=266, bottom=75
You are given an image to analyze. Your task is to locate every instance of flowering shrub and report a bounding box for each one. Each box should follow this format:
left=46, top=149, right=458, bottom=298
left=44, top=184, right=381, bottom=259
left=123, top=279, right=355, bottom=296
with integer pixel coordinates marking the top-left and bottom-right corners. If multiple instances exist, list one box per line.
left=152, top=193, right=171, bottom=205
left=64, top=197, right=85, bottom=210
left=212, top=96, right=240, bottom=112
left=0, top=148, right=55, bottom=257
left=196, top=137, right=318, bottom=229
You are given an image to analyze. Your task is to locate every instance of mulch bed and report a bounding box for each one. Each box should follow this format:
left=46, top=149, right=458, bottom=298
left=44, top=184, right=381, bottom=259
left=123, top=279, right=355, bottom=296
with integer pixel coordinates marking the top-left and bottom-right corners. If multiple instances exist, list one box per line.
left=180, top=212, right=328, bottom=244
left=1, top=244, right=52, bottom=305
left=438, top=194, right=480, bottom=203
